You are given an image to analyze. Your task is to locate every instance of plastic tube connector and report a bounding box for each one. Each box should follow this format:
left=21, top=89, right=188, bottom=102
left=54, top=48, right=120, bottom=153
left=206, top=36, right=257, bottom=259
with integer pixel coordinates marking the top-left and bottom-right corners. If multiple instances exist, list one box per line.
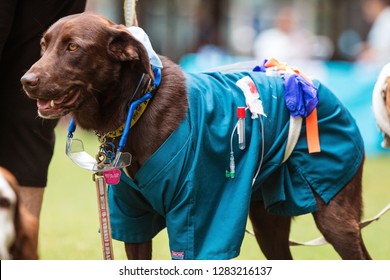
left=226, top=152, right=236, bottom=178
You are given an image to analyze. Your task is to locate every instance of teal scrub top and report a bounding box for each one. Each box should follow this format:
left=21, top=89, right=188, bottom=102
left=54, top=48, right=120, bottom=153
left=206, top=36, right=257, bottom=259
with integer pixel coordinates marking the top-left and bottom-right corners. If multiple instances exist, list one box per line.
left=108, top=71, right=364, bottom=260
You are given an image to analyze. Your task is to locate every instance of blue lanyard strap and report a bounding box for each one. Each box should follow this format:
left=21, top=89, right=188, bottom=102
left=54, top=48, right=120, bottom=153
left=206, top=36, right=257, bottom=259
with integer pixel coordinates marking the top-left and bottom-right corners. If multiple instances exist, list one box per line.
left=117, top=91, right=152, bottom=152
left=118, top=66, right=161, bottom=152
left=67, top=118, right=76, bottom=138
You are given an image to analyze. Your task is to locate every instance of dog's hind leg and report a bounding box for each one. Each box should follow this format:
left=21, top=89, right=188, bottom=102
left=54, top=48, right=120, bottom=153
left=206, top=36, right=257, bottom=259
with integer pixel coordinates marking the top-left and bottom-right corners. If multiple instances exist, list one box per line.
left=312, top=161, right=371, bottom=260
left=249, top=200, right=293, bottom=259
left=125, top=241, right=152, bottom=260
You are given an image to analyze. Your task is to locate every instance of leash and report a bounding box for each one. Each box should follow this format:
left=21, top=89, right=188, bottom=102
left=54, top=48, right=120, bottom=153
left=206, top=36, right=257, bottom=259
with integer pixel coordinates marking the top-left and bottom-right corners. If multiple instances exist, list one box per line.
left=124, top=0, right=138, bottom=27
left=93, top=173, right=114, bottom=259
left=245, top=203, right=390, bottom=246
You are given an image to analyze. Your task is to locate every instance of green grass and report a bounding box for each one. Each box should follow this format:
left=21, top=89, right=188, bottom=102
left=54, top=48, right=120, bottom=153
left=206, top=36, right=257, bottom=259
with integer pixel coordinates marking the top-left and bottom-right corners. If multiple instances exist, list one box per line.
left=39, top=125, right=390, bottom=260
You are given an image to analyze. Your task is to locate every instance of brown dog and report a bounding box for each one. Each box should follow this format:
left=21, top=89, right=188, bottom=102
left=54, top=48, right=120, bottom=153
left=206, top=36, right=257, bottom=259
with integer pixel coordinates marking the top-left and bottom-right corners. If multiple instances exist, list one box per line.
left=0, top=167, right=38, bottom=260
left=21, top=12, right=370, bottom=260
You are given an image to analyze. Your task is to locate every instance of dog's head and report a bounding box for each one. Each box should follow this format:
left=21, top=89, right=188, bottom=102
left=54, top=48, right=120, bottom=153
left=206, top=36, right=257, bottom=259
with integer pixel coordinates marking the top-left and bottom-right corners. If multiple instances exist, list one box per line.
left=0, top=167, right=38, bottom=260
left=21, top=12, right=154, bottom=129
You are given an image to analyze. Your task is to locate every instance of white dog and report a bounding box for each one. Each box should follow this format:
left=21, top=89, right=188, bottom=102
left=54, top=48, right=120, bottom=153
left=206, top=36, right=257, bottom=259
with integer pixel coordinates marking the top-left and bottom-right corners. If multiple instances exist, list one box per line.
left=373, top=63, right=390, bottom=148
left=0, top=167, right=38, bottom=259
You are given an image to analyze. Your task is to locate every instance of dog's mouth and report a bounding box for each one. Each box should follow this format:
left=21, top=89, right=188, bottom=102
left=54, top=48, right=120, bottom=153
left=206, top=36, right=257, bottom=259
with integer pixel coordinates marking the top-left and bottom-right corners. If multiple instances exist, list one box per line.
left=36, top=89, right=81, bottom=119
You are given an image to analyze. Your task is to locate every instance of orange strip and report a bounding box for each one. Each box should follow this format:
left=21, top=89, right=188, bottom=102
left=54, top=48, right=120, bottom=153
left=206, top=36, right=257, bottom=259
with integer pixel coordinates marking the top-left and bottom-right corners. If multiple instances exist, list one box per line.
left=306, top=108, right=321, bottom=153
left=265, top=57, right=287, bottom=71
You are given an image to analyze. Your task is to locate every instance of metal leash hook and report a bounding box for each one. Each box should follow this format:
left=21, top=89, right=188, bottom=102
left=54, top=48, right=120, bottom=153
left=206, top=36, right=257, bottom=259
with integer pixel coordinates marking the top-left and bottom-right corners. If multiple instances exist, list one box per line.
left=93, top=172, right=114, bottom=260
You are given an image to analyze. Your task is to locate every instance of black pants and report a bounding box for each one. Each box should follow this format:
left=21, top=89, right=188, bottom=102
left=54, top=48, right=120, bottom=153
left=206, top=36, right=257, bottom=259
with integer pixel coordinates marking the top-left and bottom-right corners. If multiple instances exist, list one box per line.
left=0, top=0, right=86, bottom=186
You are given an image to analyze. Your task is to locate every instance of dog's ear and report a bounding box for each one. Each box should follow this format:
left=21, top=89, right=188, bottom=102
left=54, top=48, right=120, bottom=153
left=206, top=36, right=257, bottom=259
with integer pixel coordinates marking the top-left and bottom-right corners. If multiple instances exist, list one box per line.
left=11, top=204, right=39, bottom=260
left=108, top=27, right=154, bottom=80
left=0, top=167, right=38, bottom=260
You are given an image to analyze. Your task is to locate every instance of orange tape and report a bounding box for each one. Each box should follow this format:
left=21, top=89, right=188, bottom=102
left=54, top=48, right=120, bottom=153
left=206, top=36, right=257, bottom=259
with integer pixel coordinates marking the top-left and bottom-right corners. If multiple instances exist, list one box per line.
left=265, top=58, right=287, bottom=71
left=306, top=108, right=321, bottom=153
left=265, top=58, right=313, bottom=83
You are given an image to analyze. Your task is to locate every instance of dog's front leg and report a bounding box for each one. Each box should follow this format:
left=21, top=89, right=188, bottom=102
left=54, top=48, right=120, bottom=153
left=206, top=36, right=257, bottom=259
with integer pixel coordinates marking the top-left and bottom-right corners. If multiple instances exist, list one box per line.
left=125, top=241, right=152, bottom=260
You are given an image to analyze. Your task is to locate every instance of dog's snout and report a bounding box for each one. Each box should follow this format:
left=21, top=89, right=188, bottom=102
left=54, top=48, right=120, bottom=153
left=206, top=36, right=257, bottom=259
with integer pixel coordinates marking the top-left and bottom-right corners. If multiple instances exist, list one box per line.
left=21, top=72, right=39, bottom=91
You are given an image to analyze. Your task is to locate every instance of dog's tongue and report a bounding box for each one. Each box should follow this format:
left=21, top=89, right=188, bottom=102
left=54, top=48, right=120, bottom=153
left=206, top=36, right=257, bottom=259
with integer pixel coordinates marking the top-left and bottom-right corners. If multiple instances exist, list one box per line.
left=37, top=99, right=51, bottom=110
left=37, top=95, right=68, bottom=110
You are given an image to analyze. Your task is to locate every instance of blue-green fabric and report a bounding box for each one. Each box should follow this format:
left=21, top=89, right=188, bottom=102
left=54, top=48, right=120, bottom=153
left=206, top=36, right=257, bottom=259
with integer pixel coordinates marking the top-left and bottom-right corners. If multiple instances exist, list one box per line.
left=108, top=71, right=364, bottom=260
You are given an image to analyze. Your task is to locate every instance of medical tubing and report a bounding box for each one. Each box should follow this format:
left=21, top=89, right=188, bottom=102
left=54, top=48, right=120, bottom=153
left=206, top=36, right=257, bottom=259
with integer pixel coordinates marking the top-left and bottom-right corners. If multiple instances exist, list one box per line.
left=230, top=121, right=239, bottom=155
left=252, top=116, right=265, bottom=186
left=229, top=115, right=265, bottom=184
left=228, top=121, right=239, bottom=177
left=128, top=73, right=145, bottom=106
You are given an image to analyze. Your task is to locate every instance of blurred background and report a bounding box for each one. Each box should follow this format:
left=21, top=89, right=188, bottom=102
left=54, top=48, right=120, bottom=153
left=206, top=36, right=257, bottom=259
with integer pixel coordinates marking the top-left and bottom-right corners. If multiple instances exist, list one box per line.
left=86, top=0, right=390, bottom=155
left=88, top=0, right=371, bottom=61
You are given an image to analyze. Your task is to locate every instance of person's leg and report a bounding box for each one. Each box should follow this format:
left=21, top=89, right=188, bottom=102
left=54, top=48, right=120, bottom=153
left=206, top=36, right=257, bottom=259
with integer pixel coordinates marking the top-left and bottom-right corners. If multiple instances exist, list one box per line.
left=0, top=1, right=86, bottom=258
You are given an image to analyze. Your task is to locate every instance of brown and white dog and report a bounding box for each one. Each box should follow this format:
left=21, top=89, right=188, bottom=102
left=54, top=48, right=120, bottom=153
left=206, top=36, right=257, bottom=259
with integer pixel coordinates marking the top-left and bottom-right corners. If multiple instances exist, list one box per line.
left=0, top=167, right=38, bottom=260
left=20, top=12, right=371, bottom=260
left=373, top=63, right=390, bottom=148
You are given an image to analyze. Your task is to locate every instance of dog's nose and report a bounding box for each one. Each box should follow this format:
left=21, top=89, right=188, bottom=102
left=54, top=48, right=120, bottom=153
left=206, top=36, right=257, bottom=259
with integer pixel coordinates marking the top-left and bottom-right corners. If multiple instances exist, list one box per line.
left=21, top=72, right=39, bottom=91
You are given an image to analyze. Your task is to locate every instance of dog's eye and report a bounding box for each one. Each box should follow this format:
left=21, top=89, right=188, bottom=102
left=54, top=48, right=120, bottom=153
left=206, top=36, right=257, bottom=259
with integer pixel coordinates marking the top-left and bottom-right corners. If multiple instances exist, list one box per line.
left=67, top=43, right=78, bottom=52
left=0, top=197, right=11, bottom=209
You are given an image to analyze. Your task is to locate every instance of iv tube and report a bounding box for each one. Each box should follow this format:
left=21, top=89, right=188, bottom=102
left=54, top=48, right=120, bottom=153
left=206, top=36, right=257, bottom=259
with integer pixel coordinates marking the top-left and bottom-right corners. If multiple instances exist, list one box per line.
left=237, top=107, right=246, bottom=150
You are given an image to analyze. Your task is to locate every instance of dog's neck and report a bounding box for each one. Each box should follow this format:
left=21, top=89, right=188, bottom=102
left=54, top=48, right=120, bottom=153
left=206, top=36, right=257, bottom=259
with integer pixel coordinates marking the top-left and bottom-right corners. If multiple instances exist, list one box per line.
left=72, top=61, right=151, bottom=133
left=125, top=57, right=188, bottom=174
left=73, top=56, right=188, bottom=176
